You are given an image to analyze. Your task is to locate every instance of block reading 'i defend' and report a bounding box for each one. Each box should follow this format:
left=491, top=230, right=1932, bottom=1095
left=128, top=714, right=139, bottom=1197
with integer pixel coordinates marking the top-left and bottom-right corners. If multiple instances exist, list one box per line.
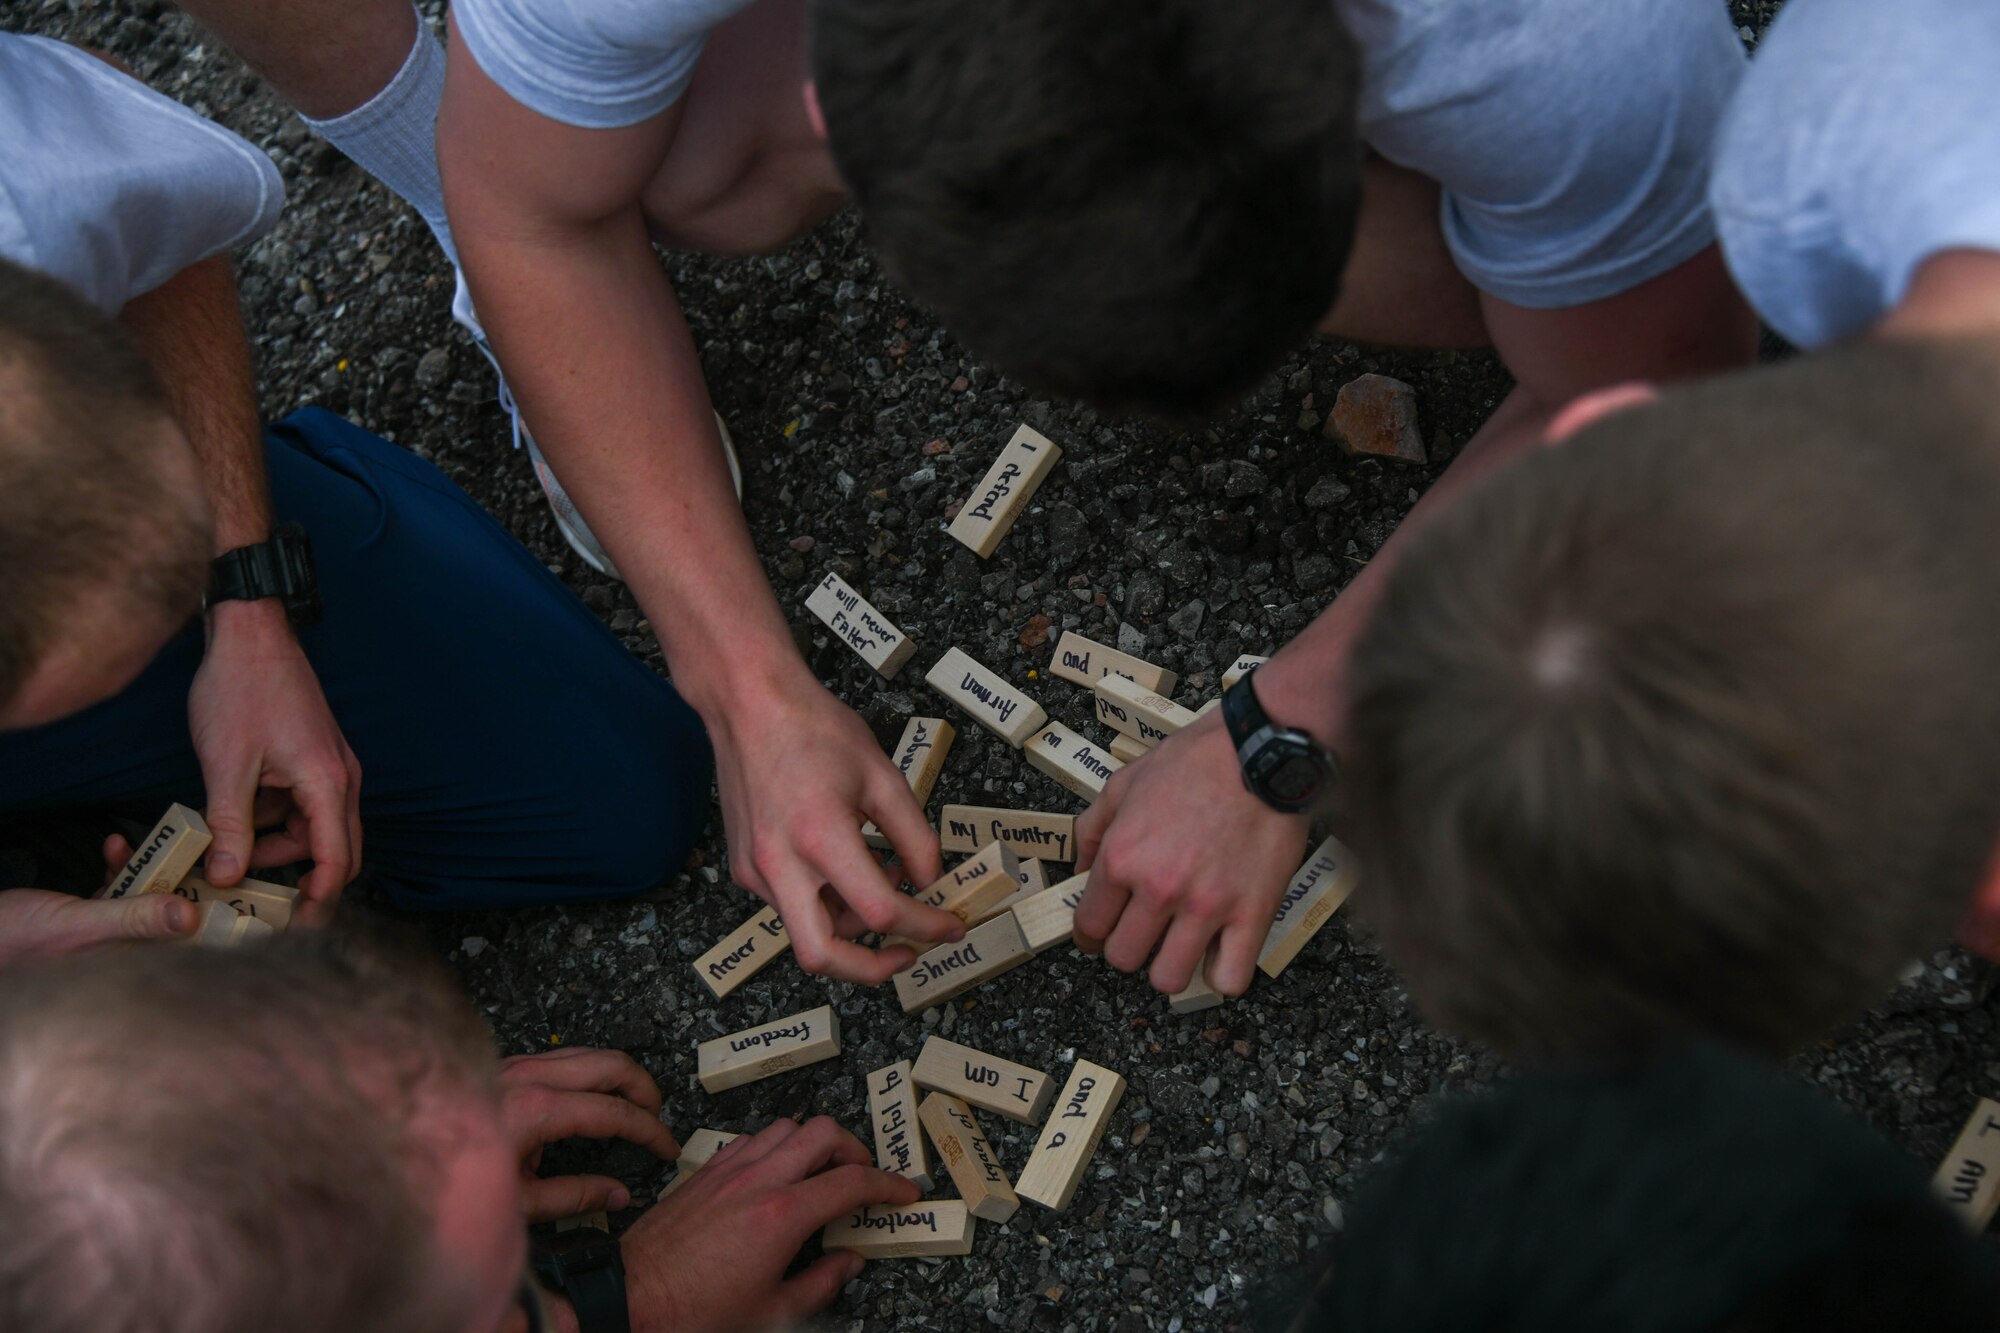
left=867, top=1061, right=932, bottom=1192
left=696, top=1004, right=841, bottom=1093
left=805, top=571, right=919, bottom=677
left=913, top=1036, right=1055, bottom=1124
left=1023, top=721, right=1123, bottom=800
left=692, top=904, right=791, bottom=1000
left=1015, top=1060, right=1127, bottom=1212
left=101, top=804, right=212, bottom=901
left=1258, top=836, right=1362, bottom=979
left=918, top=1092, right=1019, bottom=1222
left=1093, top=674, right=1199, bottom=747
left=1934, top=1097, right=2000, bottom=1229
left=863, top=716, right=957, bottom=850
left=947, top=424, right=1063, bottom=559
left=940, top=805, right=1078, bottom=862
left=822, top=1201, right=975, bottom=1257
left=1046, top=631, right=1178, bottom=694
left=925, top=648, right=1047, bottom=747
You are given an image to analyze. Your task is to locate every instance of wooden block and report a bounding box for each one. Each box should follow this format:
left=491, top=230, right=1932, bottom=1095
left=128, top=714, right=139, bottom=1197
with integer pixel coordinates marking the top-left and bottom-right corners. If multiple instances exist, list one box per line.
left=893, top=912, right=1033, bottom=1013
left=864, top=717, right=957, bottom=849
left=946, top=423, right=1063, bottom=559
left=1257, top=837, right=1362, bottom=979
left=227, top=913, right=275, bottom=947
left=102, top=804, right=211, bottom=900
left=991, top=859, right=1052, bottom=918
left=679, top=1127, right=740, bottom=1173
left=867, top=1061, right=932, bottom=1191
left=1015, top=1060, right=1127, bottom=1212
left=1022, top=721, right=1122, bottom=800
left=176, top=874, right=298, bottom=929
left=925, top=648, right=1047, bottom=747
left=940, top=805, right=1078, bottom=863
left=1935, top=1098, right=2000, bottom=1229
left=555, top=1211, right=611, bottom=1233
left=884, top=841, right=1023, bottom=952
left=1011, top=873, right=1092, bottom=955
left=805, top=571, right=919, bottom=677
left=696, top=1005, right=841, bottom=1094
left=1168, top=964, right=1226, bottom=1014
left=1108, top=732, right=1150, bottom=764
left=693, top=905, right=791, bottom=1000
left=1092, top=674, right=1198, bottom=747
left=913, top=1036, right=1055, bottom=1124
left=1047, top=632, right=1177, bottom=694
left=189, top=899, right=242, bottom=949
left=1220, top=654, right=1269, bottom=690
left=822, top=1201, right=975, bottom=1257
left=918, top=1093, right=1019, bottom=1222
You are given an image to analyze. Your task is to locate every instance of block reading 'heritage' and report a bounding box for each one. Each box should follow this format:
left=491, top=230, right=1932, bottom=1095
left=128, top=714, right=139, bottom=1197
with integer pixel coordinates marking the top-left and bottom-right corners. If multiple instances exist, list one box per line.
left=821, top=1201, right=975, bottom=1257
left=940, top=805, right=1078, bottom=863
left=1023, top=721, right=1123, bottom=800
left=693, top=904, right=791, bottom=1000
left=805, top=571, right=918, bottom=677
left=1935, top=1097, right=2000, bottom=1229
left=892, top=912, right=1033, bottom=1013
left=102, top=804, right=212, bottom=901
left=1015, top=1060, right=1127, bottom=1212
left=868, top=1061, right=932, bottom=1192
left=918, top=1092, right=1019, bottom=1222
left=1046, top=631, right=1178, bottom=695
left=1258, top=837, right=1362, bottom=979
left=1093, top=674, right=1199, bottom=747
left=697, top=1004, right=841, bottom=1093
left=925, top=648, right=1048, bottom=747
left=947, top=424, right=1063, bottom=559
left=914, top=1036, right=1055, bottom=1124
left=863, top=716, right=957, bottom=850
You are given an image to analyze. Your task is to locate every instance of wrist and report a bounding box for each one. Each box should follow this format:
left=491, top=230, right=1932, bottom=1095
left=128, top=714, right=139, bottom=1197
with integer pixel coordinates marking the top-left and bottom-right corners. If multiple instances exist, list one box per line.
left=204, top=594, right=297, bottom=648
left=1248, top=651, right=1343, bottom=750
left=674, top=642, right=816, bottom=722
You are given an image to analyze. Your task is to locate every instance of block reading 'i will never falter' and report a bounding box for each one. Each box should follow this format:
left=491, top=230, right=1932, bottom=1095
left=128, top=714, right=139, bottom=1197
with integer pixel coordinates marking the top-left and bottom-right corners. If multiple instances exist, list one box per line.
left=805, top=571, right=918, bottom=677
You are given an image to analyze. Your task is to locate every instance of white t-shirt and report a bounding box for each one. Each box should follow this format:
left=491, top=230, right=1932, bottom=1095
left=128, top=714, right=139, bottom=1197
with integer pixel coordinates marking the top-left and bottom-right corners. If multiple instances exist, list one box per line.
left=453, top=0, right=1744, bottom=310
left=1710, top=0, right=2000, bottom=349
left=0, top=33, right=284, bottom=312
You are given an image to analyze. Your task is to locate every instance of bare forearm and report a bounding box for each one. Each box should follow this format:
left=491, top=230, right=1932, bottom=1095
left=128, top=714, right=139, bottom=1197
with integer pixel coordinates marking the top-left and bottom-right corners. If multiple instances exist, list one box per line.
left=118, top=255, right=271, bottom=554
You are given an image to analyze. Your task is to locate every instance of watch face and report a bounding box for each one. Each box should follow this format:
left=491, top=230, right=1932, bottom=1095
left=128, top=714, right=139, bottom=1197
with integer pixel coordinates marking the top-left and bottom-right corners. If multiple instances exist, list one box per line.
left=1264, top=750, right=1324, bottom=805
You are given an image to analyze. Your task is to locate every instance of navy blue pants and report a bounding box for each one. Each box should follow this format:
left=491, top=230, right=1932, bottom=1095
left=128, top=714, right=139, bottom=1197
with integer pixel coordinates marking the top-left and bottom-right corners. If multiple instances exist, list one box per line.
left=0, top=409, right=713, bottom=909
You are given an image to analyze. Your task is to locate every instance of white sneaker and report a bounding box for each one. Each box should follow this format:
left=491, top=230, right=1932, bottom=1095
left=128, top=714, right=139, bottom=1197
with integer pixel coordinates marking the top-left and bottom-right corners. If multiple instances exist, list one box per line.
left=452, top=271, right=744, bottom=580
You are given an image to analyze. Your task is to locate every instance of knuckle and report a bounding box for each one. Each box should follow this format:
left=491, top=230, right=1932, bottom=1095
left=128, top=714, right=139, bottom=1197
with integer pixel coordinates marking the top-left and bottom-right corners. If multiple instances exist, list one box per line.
left=856, top=898, right=900, bottom=934
left=792, top=939, right=831, bottom=975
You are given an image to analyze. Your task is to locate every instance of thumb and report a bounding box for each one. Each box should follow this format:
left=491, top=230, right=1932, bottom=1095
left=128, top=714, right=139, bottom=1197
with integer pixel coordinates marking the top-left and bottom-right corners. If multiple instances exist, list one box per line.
left=98, top=892, right=200, bottom=944
left=200, top=790, right=257, bottom=887
left=774, top=1252, right=864, bottom=1324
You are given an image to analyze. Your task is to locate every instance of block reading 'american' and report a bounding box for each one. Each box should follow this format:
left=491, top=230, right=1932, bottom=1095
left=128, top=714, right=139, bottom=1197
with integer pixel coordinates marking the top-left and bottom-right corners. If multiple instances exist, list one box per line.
left=1023, top=721, right=1123, bottom=800
left=1046, top=631, right=1178, bottom=695
left=913, top=1036, right=1055, bottom=1124
left=868, top=1061, right=932, bottom=1192
left=693, top=904, right=790, bottom=1000
left=1935, top=1098, right=2000, bottom=1229
left=102, top=804, right=211, bottom=901
left=940, top=805, right=1077, bottom=863
left=883, top=840, right=1023, bottom=953
left=863, top=716, right=957, bottom=849
left=1258, top=837, right=1362, bottom=979
left=697, top=1004, right=841, bottom=1093
left=805, top=571, right=918, bottom=677
left=1221, top=654, right=1270, bottom=690
left=947, top=424, right=1063, bottom=559
left=1015, top=1060, right=1127, bottom=1212
left=918, top=1092, right=1019, bottom=1222
left=925, top=648, right=1047, bottom=747
left=822, top=1201, right=975, bottom=1258
left=893, top=912, right=1033, bottom=1013
left=1012, top=873, right=1092, bottom=955
left=1093, top=674, right=1199, bottom=747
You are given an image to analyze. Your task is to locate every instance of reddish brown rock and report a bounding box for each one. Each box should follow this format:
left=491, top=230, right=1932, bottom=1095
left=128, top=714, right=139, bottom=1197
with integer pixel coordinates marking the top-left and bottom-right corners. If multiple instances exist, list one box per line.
left=1019, top=613, right=1053, bottom=650
left=1327, top=373, right=1426, bottom=464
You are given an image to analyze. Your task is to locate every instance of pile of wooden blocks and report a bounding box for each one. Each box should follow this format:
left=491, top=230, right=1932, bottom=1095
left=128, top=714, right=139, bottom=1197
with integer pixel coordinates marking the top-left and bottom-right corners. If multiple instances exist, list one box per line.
left=98, top=803, right=299, bottom=946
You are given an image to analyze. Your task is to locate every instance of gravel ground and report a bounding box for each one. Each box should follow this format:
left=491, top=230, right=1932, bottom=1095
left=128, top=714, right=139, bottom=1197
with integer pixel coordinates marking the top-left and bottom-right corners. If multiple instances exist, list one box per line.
left=10, top=2, right=1996, bottom=1328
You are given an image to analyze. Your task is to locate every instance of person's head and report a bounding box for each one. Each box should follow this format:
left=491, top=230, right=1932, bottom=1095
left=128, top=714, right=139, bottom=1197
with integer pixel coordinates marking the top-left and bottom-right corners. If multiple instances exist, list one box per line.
left=0, top=257, right=210, bottom=731
left=0, top=927, right=538, bottom=1333
left=1344, top=336, right=2000, bottom=1063
left=1258, top=1045, right=2000, bottom=1333
left=807, top=0, right=1362, bottom=415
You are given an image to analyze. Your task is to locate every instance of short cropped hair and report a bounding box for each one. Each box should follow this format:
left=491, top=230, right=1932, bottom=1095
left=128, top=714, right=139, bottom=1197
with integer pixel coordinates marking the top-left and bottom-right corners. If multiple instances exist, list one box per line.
left=810, top=0, right=1362, bottom=415
left=1259, top=1046, right=2000, bottom=1333
left=1344, top=338, right=2000, bottom=1062
left=0, top=927, right=500, bottom=1333
left=0, top=257, right=209, bottom=708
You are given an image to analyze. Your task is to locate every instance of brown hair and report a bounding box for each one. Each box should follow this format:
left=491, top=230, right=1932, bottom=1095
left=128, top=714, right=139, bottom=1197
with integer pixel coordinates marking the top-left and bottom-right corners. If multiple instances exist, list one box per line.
left=0, top=925, right=499, bottom=1333
left=0, top=257, right=209, bottom=708
left=1343, top=337, right=2000, bottom=1063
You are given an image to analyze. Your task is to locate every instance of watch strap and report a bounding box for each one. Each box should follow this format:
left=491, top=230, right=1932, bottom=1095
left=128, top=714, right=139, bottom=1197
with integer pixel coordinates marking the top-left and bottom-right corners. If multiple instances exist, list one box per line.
left=531, top=1232, right=630, bottom=1333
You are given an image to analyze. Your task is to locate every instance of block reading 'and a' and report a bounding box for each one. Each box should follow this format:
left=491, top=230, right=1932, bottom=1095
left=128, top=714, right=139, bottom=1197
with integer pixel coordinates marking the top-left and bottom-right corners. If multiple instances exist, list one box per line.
left=925, top=648, right=1047, bottom=747
left=1023, top=721, right=1123, bottom=801
left=1258, top=837, right=1362, bottom=979
left=913, top=1036, right=1055, bottom=1124
left=696, top=1004, right=841, bottom=1093
left=947, top=424, right=1063, bottom=559
left=805, top=571, right=918, bottom=677
left=1093, top=674, right=1199, bottom=747
left=940, top=805, right=1078, bottom=863
left=822, top=1202, right=975, bottom=1258
left=693, top=904, right=791, bottom=1000
left=864, top=717, right=957, bottom=850
left=1015, top=1060, right=1127, bottom=1212
left=1046, top=632, right=1177, bottom=695
left=892, top=912, right=1033, bottom=1013
left=1935, top=1097, right=2000, bottom=1229
left=102, top=804, right=211, bottom=901
left=918, top=1092, right=1019, bottom=1222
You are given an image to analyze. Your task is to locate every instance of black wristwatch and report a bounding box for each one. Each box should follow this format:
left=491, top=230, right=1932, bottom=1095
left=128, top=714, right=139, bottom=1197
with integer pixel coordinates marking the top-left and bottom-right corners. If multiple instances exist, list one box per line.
left=531, top=1229, right=631, bottom=1333
left=1221, top=665, right=1337, bottom=813
left=205, top=521, right=323, bottom=627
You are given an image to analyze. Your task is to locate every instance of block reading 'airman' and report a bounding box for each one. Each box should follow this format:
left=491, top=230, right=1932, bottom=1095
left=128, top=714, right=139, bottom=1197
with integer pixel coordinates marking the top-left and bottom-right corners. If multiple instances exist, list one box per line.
left=693, top=905, right=791, bottom=1000
left=1012, top=873, right=1092, bottom=956
left=1258, top=837, right=1362, bottom=979
left=918, top=1092, right=1019, bottom=1222
left=1046, top=631, right=1178, bottom=695
left=177, top=874, right=299, bottom=929
left=1015, top=1060, right=1127, bottom=1212
left=940, top=805, right=1077, bottom=863
left=696, top=1004, right=841, bottom=1093
left=925, top=648, right=1047, bottom=747
left=101, top=804, right=211, bottom=901
left=1023, top=721, right=1123, bottom=800
left=867, top=1061, right=932, bottom=1192
left=1934, top=1097, right=2000, bottom=1229
left=947, top=424, right=1063, bottom=559
left=1108, top=732, right=1150, bottom=764
left=913, top=1036, right=1055, bottom=1124
left=1093, top=674, right=1198, bottom=747
left=822, top=1201, right=975, bottom=1257
left=892, top=912, right=1033, bottom=1013
left=1221, top=654, right=1270, bottom=690
left=883, top=840, right=1023, bottom=953
left=863, top=716, right=957, bottom=850
left=805, top=571, right=919, bottom=677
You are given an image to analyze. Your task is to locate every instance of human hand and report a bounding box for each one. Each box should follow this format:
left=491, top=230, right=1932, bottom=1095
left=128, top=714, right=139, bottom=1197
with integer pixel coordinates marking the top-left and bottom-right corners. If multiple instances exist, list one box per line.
left=620, top=1116, right=918, bottom=1332
left=497, top=1048, right=683, bottom=1222
left=0, top=834, right=198, bottom=965
left=188, top=600, right=362, bottom=921
left=1074, top=709, right=1309, bottom=995
left=708, top=676, right=961, bottom=983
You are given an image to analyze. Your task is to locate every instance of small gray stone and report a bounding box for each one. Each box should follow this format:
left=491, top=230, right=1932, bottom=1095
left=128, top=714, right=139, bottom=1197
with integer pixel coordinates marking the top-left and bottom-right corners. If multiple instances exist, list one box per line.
left=1222, top=460, right=1267, bottom=499
left=1118, top=621, right=1150, bottom=654
left=1295, top=553, right=1339, bottom=592
left=1305, top=475, right=1352, bottom=510
left=1168, top=600, right=1206, bottom=638
left=415, top=346, right=452, bottom=389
